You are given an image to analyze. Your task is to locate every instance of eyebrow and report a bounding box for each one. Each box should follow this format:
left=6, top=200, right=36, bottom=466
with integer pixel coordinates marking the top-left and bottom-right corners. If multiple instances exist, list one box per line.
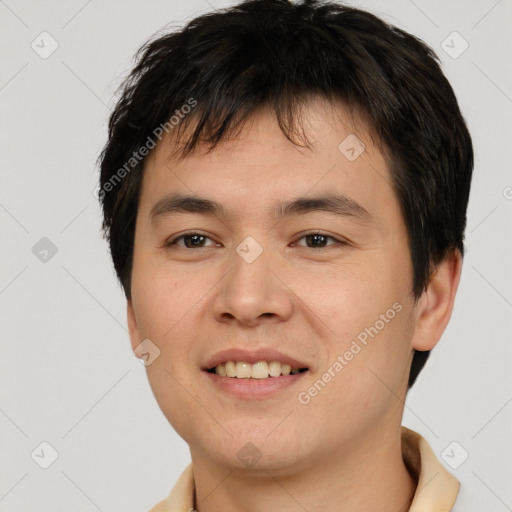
left=149, top=192, right=373, bottom=224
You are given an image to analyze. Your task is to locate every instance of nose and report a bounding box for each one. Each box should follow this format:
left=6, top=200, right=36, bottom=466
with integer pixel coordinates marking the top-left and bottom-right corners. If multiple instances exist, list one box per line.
left=211, top=237, right=294, bottom=328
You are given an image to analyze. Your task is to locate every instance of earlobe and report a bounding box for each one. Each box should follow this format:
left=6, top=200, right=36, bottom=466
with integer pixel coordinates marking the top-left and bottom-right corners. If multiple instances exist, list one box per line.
left=127, top=299, right=141, bottom=355
left=411, top=249, right=463, bottom=352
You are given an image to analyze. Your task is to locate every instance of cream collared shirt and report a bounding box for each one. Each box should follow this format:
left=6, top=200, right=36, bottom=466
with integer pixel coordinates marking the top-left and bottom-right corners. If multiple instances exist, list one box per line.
left=146, top=426, right=459, bottom=512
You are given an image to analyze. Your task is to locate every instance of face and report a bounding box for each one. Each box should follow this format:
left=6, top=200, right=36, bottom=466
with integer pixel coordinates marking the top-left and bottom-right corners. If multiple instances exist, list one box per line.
left=127, top=98, right=422, bottom=474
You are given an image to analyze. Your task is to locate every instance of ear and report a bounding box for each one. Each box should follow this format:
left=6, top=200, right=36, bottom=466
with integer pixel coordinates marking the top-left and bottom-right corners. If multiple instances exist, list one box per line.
left=411, top=249, right=463, bottom=351
left=127, top=299, right=142, bottom=357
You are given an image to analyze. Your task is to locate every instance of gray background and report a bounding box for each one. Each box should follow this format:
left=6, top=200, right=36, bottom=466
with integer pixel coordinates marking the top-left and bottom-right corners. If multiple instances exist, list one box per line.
left=1, top=0, right=511, bottom=510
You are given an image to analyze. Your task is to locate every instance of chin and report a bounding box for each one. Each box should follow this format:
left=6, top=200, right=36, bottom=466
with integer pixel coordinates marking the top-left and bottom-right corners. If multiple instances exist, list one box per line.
left=190, top=424, right=317, bottom=475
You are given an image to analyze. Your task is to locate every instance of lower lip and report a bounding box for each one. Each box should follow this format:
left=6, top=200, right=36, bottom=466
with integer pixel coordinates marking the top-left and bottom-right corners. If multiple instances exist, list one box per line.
left=203, top=371, right=308, bottom=399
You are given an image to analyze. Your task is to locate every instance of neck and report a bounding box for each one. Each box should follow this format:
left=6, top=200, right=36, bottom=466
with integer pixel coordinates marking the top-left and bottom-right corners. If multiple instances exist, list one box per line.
left=190, top=425, right=417, bottom=512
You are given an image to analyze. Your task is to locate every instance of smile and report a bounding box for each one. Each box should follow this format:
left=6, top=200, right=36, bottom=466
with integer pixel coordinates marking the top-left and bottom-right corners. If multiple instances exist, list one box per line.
left=207, top=360, right=309, bottom=379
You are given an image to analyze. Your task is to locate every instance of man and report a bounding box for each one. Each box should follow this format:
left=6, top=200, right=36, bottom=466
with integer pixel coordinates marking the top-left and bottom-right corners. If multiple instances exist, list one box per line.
left=97, top=0, right=473, bottom=510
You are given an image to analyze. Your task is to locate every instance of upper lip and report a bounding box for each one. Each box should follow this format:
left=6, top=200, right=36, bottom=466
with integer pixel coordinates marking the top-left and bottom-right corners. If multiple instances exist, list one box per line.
left=202, top=348, right=309, bottom=370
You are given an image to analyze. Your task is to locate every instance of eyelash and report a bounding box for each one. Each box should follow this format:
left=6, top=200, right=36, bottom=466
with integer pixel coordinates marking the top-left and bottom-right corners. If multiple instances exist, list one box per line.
left=164, top=231, right=347, bottom=249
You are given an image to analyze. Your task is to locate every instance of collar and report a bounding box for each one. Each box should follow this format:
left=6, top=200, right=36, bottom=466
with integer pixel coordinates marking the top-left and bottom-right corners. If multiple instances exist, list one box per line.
left=149, top=426, right=460, bottom=512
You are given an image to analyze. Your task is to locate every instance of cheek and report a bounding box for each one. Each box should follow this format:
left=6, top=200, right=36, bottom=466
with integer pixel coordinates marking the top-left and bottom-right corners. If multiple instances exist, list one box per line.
left=293, top=256, right=414, bottom=408
left=131, top=253, right=198, bottom=338
left=291, top=258, right=396, bottom=333
left=131, top=271, right=206, bottom=441
left=299, top=311, right=414, bottom=434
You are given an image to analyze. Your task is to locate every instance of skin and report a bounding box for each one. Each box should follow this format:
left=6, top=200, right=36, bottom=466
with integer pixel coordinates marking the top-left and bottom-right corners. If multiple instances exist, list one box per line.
left=127, top=97, right=462, bottom=512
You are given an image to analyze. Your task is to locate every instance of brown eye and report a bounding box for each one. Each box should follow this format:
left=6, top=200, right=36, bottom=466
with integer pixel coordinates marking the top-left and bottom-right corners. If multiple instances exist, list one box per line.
left=294, top=232, right=345, bottom=249
left=165, top=232, right=217, bottom=249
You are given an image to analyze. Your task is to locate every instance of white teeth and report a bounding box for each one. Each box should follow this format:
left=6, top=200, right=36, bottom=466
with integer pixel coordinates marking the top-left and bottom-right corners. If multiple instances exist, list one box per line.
left=215, top=364, right=226, bottom=377
left=225, top=361, right=236, bottom=377
left=268, top=361, right=282, bottom=377
left=281, top=364, right=291, bottom=376
left=211, top=360, right=304, bottom=378
left=235, top=361, right=252, bottom=378
left=251, top=361, right=269, bottom=379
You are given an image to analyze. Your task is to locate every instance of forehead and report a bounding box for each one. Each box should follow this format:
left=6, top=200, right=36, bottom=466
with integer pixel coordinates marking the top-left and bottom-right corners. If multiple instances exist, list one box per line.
left=137, top=98, right=397, bottom=229
left=153, top=97, right=382, bottom=165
